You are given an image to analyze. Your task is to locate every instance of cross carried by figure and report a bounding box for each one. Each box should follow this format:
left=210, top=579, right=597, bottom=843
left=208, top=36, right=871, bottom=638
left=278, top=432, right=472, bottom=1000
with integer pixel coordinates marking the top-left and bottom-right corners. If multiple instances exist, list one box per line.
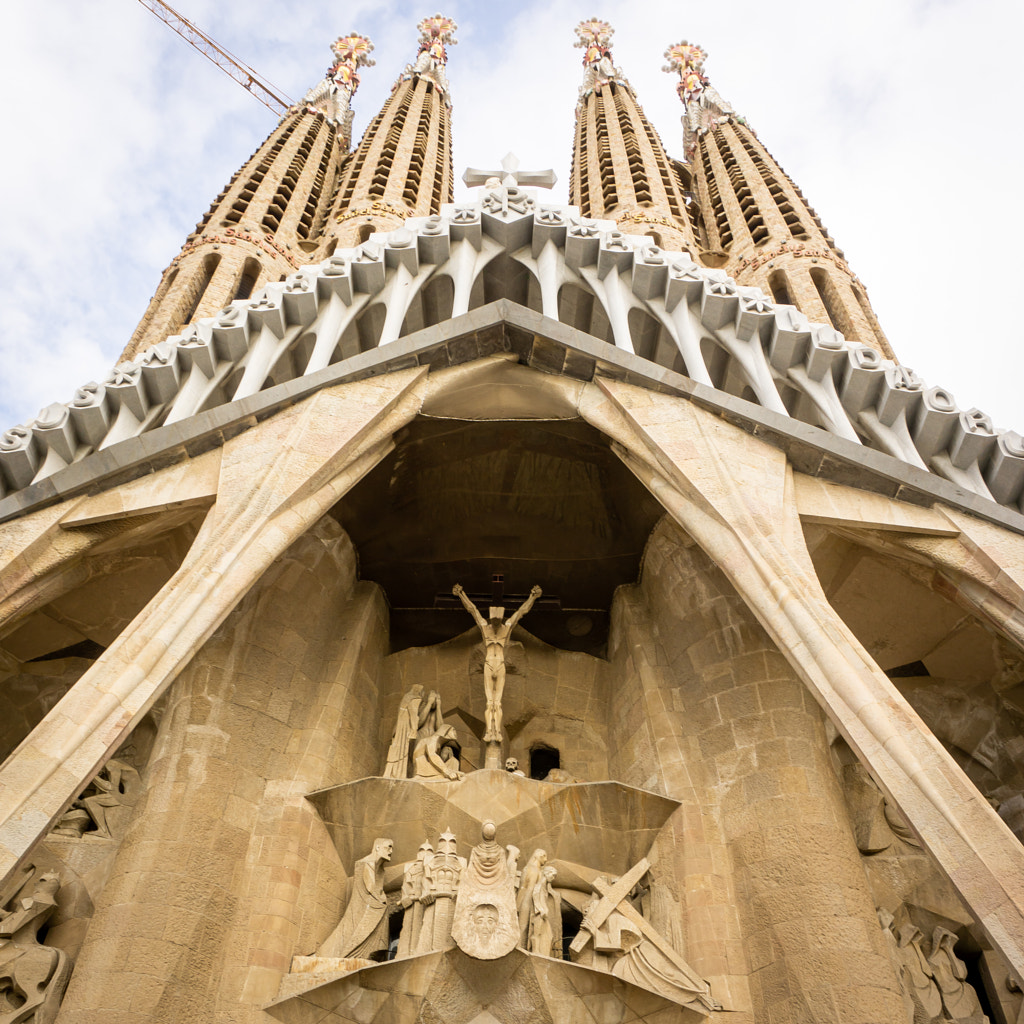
left=462, top=152, right=557, bottom=190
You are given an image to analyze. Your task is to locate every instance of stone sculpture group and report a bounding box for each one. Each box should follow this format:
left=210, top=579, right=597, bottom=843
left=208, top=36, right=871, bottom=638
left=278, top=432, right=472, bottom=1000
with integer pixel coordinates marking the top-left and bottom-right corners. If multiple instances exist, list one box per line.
left=314, top=820, right=718, bottom=1013
left=879, top=911, right=987, bottom=1024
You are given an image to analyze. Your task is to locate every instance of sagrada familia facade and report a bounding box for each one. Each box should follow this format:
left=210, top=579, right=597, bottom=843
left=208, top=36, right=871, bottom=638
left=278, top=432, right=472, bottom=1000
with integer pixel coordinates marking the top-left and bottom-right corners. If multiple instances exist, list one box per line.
left=0, top=14, right=1023, bottom=1024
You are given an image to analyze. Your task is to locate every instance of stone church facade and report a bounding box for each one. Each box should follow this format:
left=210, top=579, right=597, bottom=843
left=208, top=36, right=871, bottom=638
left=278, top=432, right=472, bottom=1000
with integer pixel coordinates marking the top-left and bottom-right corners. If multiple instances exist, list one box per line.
left=0, top=16, right=1022, bottom=1024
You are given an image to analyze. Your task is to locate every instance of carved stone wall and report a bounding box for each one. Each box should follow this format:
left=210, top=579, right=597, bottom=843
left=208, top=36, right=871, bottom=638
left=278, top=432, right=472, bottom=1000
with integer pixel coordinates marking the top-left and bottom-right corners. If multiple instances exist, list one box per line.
left=607, top=516, right=907, bottom=1022
left=55, top=519, right=386, bottom=1022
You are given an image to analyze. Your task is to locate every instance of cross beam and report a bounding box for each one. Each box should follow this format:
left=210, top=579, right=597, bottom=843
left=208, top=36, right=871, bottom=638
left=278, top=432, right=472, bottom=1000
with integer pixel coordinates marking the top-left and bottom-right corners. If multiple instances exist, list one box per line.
left=463, top=151, right=557, bottom=189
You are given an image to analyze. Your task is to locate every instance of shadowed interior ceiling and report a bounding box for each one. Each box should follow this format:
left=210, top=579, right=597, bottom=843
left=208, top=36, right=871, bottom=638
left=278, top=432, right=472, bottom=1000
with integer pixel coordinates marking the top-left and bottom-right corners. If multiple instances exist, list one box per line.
left=331, top=416, right=666, bottom=654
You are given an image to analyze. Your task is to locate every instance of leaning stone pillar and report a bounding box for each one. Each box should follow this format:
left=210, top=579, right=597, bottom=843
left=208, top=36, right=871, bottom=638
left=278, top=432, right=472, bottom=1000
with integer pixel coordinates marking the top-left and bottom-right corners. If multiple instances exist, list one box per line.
left=56, top=520, right=387, bottom=1024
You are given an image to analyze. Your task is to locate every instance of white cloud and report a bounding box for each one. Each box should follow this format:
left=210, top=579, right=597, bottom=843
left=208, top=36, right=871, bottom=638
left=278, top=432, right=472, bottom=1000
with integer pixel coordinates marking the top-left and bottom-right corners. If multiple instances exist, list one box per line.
left=1, top=0, right=1021, bottom=434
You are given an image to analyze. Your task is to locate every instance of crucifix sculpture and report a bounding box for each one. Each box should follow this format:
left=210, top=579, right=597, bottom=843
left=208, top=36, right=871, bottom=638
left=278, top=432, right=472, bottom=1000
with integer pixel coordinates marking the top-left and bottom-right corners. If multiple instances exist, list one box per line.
left=462, top=152, right=557, bottom=190
left=452, top=582, right=542, bottom=767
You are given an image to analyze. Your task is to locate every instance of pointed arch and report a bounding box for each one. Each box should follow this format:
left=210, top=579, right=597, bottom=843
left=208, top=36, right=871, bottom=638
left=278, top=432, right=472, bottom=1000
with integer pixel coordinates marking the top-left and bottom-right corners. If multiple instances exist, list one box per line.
left=557, top=284, right=614, bottom=345
left=401, top=274, right=455, bottom=337
left=627, top=308, right=684, bottom=375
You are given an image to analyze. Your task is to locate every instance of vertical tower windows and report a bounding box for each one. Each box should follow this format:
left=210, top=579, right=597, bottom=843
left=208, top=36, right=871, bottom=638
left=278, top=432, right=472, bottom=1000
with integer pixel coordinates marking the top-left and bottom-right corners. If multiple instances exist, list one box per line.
left=299, top=120, right=337, bottom=241
left=224, top=119, right=298, bottom=227
left=714, top=129, right=767, bottom=245
left=593, top=95, right=618, bottom=210
left=698, top=141, right=732, bottom=249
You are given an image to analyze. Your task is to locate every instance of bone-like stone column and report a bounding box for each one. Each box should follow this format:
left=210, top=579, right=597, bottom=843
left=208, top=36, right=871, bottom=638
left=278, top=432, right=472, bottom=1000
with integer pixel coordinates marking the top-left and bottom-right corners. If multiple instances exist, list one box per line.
left=581, top=377, right=1024, bottom=973
left=0, top=368, right=427, bottom=888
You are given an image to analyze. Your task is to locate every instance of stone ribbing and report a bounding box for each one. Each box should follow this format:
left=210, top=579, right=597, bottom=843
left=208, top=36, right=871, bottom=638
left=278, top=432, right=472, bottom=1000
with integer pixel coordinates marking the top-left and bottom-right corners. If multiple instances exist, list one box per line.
left=6, top=202, right=1022, bottom=518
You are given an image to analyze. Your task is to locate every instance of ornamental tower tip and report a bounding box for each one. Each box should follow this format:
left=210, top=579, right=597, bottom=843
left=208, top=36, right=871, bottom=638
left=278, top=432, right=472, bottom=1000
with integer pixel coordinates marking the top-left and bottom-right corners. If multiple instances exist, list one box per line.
left=662, top=41, right=739, bottom=161
left=574, top=18, right=628, bottom=102
left=302, top=32, right=375, bottom=147
left=401, top=13, right=458, bottom=98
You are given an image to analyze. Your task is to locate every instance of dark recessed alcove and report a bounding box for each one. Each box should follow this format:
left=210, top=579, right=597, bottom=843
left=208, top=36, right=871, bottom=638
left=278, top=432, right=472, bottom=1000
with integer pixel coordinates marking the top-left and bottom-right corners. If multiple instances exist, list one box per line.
left=330, top=416, right=665, bottom=655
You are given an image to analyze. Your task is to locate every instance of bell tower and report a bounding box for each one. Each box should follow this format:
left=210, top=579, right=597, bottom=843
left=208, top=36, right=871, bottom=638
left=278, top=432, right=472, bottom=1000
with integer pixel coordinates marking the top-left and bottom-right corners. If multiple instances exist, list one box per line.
left=569, top=19, right=700, bottom=254
left=328, top=15, right=457, bottom=248
left=123, top=32, right=375, bottom=361
left=666, top=41, right=894, bottom=358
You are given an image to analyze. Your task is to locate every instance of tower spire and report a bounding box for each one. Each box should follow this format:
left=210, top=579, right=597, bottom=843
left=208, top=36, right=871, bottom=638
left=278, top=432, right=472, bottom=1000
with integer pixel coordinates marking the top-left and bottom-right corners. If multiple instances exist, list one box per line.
left=569, top=19, right=701, bottom=253
left=662, top=41, right=736, bottom=164
left=302, top=33, right=375, bottom=149
left=574, top=18, right=628, bottom=101
left=403, top=14, right=458, bottom=99
left=670, top=43, right=895, bottom=357
left=328, top=14, right=458, bottom=246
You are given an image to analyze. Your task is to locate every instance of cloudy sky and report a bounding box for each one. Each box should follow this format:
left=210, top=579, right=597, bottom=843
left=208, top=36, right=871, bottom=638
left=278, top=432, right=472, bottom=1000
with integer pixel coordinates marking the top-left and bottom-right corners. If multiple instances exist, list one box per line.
left=1, top=0, right=1021, bottom=433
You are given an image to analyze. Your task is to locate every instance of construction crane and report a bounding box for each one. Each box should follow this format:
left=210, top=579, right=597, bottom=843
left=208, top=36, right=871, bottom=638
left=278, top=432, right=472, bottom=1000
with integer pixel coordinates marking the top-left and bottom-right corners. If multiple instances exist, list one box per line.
left=135, top=0, right=293, bottom=116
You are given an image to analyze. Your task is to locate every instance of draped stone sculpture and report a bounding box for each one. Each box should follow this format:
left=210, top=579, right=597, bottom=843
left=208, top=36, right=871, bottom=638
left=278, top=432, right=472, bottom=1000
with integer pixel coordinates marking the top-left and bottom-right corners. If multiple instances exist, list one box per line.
left=396, top=841, right=432, bottom=958
left=0, top=872, right=71, bottom=1024
left=317, top=838, right=393, bottom=960
left=412, top=724, right=464, bottom=781
left=928, top=927, right=985, bottom=1022
left=451, top=821, right=520, bottom=959
left=529, top=864, right=561, bottom=958
left=418, top=830, right=466, bottom=954
left=384, top=687, right=441, bottom=779
left=78, top=758, right=140, bottom=839
left=879, top=909, right=916, bottom=1024
left=896, top=923, right=944, bottom=1021
left=516, top=849, right=547, bottom=946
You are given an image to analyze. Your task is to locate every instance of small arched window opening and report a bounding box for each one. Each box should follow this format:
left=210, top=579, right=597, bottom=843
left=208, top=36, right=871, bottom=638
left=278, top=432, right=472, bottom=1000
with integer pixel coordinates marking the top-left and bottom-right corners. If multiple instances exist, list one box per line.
left=529, top=745, right=560, bottom=781
left=810, top=266, right=853, bottom=338
left=358, top=223, right=375, bottom=243
left=232, top=258, right=261, bottom=302
left=177, top=252, right=220, bottom=330
left=768, top=269, right=792, bottom=307
left=644, top=230, right=663, bottom=248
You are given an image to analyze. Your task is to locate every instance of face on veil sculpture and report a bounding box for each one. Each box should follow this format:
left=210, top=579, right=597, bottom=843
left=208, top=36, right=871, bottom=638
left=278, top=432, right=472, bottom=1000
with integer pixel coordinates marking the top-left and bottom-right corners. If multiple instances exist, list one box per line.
left=452, top=584, right=542, bottom=745
left=450, top=820, right=520, bottom=960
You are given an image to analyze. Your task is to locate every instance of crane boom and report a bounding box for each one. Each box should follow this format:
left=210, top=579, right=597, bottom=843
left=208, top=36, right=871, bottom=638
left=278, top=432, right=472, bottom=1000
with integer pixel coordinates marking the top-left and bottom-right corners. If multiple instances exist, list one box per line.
left=135, top=0, right=293, bottom=116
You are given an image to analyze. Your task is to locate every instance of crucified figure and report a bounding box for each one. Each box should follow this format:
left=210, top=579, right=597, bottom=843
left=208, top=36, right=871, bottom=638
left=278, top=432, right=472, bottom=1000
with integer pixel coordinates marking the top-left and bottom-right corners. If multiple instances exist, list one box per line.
left=453, top=583, right=542, bottom=742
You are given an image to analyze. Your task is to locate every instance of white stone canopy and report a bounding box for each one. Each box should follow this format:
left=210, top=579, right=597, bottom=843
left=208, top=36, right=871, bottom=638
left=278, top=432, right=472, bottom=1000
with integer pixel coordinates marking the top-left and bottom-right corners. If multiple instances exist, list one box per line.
left=3, top=189, right=1022, bottom=516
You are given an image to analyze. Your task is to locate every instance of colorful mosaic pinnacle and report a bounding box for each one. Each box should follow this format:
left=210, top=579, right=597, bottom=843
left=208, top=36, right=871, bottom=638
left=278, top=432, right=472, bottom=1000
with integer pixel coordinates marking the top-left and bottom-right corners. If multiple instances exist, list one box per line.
left=574, top=18, right=615, bottom=67
left=328, top=33, right=375, bottom=96
left=663, top=39, right=709, bottom=105
left=417, top=13, right=458, bottom=65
